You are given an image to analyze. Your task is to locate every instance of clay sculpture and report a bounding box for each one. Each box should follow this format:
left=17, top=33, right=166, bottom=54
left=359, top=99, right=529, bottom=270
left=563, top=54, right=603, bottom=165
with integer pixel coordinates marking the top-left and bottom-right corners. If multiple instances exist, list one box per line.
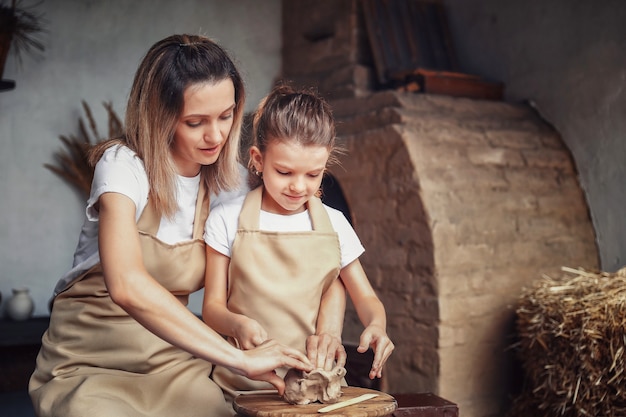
left=283, top=366, right=347, bottom=405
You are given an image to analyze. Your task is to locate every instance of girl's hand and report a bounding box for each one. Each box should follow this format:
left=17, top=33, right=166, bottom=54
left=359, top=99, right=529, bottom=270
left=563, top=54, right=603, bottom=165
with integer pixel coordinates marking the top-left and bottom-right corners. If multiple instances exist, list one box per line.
left=358, top=325, right=395, bottom=379
left=234, top=316, right=268, bottom=350
left=306, top=332, right=347, bottom=370
left=236, top=339, right=313, bottom=395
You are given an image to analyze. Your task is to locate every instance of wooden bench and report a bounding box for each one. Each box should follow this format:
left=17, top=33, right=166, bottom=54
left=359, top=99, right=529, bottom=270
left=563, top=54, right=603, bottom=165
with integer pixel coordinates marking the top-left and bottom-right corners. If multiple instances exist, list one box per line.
left=392, top=392, right=459, bottom=417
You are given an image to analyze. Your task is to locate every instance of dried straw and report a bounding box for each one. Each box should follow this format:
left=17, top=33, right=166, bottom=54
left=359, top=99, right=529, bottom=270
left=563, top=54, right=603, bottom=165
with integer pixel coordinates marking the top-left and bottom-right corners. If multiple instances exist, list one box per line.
left=44, top=101, right=123, bottom=198
left=509, top=266, right=626, bottom=417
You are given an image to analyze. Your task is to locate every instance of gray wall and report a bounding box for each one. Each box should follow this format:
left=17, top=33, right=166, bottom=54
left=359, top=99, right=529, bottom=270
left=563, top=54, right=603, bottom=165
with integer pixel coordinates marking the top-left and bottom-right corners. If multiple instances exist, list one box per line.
left=0, top=0, right=281, bottom=316
left=445, top=0, right=625, bottom=272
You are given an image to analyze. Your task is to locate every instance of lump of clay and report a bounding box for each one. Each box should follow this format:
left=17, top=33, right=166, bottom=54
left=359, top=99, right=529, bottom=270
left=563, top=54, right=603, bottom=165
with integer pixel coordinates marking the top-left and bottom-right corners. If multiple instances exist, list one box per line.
left=283, top=366, right=347, bottom=405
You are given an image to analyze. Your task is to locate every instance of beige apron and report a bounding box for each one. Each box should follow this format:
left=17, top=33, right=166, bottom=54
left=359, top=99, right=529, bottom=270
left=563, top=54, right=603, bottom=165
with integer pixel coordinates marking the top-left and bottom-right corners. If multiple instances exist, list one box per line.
left=212, top=186, right=341, bottom=398
left=29, top=184, right=232, bottom=417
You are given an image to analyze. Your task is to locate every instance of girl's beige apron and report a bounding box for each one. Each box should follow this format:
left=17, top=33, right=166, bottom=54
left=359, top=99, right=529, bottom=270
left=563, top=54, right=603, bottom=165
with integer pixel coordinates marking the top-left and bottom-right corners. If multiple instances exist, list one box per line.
left=29, top=185, right=232, bottom=417
left=212, top=186, right=341, bottom=398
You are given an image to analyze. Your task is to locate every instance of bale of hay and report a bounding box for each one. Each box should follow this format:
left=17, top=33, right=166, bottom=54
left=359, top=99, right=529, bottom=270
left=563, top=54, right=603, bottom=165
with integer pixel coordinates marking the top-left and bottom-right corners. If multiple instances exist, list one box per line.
left=509, top=266, right=626, bottom=417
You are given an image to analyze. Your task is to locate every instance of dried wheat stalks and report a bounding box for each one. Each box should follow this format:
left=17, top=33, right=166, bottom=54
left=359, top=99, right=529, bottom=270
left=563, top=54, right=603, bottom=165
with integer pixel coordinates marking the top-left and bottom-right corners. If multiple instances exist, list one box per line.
left=508, top=266, right=626, bottom=417
left=44, top=100, right=123, bottom=197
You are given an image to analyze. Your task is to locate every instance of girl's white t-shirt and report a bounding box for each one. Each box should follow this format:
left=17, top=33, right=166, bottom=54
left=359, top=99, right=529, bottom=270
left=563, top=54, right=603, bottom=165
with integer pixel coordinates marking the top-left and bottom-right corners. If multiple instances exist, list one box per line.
left=204, top=194, right=365, bottom=269
left=53, top=144, right=247, bottom=295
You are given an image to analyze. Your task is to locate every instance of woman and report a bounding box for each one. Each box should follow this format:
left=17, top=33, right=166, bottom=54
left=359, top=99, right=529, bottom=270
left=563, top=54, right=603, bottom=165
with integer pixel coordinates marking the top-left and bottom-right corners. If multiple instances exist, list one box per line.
left=29, top=34, right=313, bottom=417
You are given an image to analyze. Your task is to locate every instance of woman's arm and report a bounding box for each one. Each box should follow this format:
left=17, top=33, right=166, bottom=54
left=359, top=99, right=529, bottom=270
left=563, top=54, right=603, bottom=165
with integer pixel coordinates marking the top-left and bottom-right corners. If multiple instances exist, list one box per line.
left=203, top=245, right=268, bottom=349
left=339, top=259, right=395, bottom=379
left=306, top=278, right=347, bottom=370
left=98, top=192, right=311, bottom=393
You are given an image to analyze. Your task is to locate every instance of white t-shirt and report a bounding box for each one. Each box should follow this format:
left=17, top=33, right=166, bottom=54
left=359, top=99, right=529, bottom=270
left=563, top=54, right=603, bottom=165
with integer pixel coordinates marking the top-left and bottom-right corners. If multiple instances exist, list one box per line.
left=53, top=144, right=248, bottom=295
left=204, top=194, right=365, bottom=269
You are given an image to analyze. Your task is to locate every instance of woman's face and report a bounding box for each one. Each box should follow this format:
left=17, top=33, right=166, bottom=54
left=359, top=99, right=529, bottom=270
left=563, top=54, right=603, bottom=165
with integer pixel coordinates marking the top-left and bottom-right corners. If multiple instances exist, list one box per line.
left=171, top=79, right=236, bottom=177
left=250, top=140, right=330, bottom=215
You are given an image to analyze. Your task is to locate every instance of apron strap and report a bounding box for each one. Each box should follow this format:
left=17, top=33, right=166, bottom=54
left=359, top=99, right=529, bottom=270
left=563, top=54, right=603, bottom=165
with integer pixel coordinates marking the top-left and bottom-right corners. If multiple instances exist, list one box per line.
left=137, top=180, right=210, bottom=238
left=307, top=193, right=334, bottom=233
left=192, top=182, right=210, bottom=239
left=238, top=185, right=334, bottom=232
left=136, top=196, right=160, bottom=235
left=238, top=186, right=263, bottom=230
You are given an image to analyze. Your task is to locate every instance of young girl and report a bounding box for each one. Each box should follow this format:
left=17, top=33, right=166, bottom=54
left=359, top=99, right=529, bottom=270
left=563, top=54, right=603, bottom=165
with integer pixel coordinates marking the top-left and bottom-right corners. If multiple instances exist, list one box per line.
left=29, top=35, right=314, bottom=417
left=203, top=84, right=394, bottom=399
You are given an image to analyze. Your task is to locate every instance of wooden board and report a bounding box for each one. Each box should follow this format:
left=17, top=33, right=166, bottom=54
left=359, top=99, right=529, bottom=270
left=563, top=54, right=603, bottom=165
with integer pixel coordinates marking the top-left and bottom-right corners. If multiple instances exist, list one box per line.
left=233, top=386, right=397, bottom=417
left=392, top=393, right=459, bottom=417
left=418, top=69, right=504, bottom=100
left=393, top=68, right=504, bottom=100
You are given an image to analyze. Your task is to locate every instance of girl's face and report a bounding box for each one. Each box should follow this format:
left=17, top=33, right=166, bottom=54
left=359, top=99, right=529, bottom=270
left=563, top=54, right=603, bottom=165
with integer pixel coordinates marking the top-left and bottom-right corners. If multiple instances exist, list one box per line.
left=250, top=140, right=330, bottom=215
left=171, top=79, right=236, bottom=177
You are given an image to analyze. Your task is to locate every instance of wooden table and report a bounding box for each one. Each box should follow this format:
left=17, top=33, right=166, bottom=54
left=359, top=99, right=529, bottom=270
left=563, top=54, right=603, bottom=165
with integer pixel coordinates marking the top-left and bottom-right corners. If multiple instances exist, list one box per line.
left=234, top=386, right=397, bottom=417
left=0, top=317, right=49, bottom=392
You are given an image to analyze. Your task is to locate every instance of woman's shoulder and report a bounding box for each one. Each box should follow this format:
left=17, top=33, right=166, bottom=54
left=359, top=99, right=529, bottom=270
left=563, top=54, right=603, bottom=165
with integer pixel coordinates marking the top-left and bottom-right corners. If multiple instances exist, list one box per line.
left=94, top=144, right=146, bottom=180
left=209, top=193, right=246, bottom=219
left=210, top=186, right=247, bottom=210
left=99, top=143, right=141, bottom=165
left=89, top=143, right=148, bottom=209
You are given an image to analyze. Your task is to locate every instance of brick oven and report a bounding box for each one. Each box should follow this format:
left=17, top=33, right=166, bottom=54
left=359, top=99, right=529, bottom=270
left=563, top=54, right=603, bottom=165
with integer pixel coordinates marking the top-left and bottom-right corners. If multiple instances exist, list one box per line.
left=280, top=1, right=599, bottom=416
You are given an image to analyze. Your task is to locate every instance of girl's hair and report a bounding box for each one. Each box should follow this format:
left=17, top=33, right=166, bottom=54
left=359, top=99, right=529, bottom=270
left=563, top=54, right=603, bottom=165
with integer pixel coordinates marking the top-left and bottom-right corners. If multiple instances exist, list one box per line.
left=249, top=84, right=339, bottom=188
left=89, top=34, right=245, bottom=218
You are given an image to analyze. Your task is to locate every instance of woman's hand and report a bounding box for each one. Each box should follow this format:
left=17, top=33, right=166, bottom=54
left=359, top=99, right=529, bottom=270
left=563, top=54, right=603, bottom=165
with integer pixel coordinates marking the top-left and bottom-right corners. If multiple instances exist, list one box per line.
left=234, top=339, right=313, bottom=395
left=234, top=316, right=268, bottom=350
left=306, top=332, right=346, bottom=370
left=358, top=324, right=395, bottom=379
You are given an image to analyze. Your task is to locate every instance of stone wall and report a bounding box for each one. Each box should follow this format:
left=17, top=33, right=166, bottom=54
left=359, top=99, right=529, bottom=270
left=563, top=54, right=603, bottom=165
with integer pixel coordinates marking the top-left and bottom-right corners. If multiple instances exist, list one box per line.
left=329, top=91, right=598, bottom=416
left=281, top=1, right=599, bottom=416
left=282, top=0, right=374, bottom=99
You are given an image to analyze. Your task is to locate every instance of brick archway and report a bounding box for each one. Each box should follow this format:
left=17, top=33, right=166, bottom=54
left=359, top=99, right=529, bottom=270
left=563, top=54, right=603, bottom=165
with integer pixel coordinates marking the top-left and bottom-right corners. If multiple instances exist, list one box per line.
left=329, top=91, right=598, bottom=416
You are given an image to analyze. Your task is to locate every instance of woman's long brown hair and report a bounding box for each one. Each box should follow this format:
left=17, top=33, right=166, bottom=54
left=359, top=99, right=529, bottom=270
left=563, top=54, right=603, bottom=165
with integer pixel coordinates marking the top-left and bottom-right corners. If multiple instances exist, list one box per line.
left=90, top=34, right=245, bottom=218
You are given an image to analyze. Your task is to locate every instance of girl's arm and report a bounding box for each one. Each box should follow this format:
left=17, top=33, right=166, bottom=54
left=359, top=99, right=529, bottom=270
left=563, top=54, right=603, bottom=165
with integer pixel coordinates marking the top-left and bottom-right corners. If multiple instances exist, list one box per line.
left=339, top=259, right=395, bottom=379
left=203, top=245, right=268, bottom=349
left=306, top=278, right=348, bottom=370
left=98, top=192, right=311, bottom=393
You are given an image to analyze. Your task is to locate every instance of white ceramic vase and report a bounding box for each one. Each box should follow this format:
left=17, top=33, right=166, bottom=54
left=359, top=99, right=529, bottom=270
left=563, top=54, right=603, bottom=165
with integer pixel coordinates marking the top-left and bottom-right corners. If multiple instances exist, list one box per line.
left=6, top=287, right=34, bottom=321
